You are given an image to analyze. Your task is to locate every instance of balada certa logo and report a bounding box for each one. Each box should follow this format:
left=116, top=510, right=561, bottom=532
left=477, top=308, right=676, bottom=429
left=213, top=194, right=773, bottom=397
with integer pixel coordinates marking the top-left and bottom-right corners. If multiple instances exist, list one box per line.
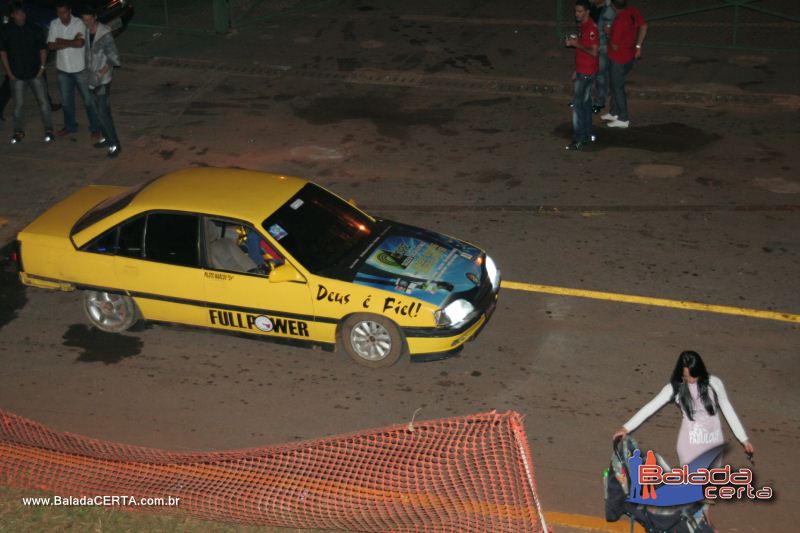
left=627, top=445, right=773, bottom=505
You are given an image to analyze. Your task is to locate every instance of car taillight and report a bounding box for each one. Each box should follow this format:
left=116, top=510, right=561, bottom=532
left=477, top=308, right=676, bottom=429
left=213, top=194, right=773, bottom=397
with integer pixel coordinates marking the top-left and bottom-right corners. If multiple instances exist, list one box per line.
left=11, top=240, right=22, bottom=271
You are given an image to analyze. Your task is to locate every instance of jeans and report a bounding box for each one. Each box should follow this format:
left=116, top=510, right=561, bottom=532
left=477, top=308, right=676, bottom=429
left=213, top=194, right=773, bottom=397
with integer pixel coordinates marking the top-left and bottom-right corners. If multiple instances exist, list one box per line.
left=12, top=77, right=53, bottom=133
left=91, top=83, right=119, bottom=147
left=572, top=73, right=595, bottom=143
left=609, top=59, right=634, bottom=122
left=57, top=70, right=99, bottom=133
left=594, top=47, right=610, bottom=107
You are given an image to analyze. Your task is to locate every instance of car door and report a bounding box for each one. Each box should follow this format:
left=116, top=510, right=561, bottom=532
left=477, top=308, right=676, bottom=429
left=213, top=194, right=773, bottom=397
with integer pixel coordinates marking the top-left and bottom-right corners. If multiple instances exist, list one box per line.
left=200, top=217, right=321, bottom=343
left=112, top=211, right=207, bottom=326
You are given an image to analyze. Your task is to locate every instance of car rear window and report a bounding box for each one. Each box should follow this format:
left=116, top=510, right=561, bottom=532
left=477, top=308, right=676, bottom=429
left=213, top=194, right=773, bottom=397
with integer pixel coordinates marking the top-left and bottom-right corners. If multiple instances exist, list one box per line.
left=71, top=178, right=157, bottom=237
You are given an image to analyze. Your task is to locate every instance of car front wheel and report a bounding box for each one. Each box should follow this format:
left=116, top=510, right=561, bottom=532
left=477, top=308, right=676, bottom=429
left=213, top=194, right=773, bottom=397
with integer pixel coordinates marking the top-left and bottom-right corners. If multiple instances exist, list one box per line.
left=339, top=314, right=407, bottom=368
left=83, top=290, right=139, bottom=332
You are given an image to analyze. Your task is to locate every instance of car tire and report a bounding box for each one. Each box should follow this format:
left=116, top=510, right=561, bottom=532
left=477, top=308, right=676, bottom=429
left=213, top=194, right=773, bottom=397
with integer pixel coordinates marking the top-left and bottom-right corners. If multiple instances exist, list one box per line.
left=339, top=313, right=407, bottom=368
left=82, top=290, right=139, bottom=333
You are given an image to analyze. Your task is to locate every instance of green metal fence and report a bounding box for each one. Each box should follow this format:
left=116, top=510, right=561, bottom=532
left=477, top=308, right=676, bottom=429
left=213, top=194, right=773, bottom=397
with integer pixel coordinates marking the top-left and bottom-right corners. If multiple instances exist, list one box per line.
left=556, top=0, right=800, bottom=52
left=129, top=0, right=339, bottom=33
left=128, top=0, right=218, bottom=32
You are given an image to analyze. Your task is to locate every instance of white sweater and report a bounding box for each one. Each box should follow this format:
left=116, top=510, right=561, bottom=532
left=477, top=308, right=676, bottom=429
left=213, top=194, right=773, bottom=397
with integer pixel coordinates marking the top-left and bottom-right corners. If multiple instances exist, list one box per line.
left=623, top=375, right=749, bottom=443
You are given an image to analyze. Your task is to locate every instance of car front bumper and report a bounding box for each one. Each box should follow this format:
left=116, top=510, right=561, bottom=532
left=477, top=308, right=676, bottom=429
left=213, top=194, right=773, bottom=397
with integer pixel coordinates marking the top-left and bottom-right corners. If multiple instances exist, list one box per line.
left=404, top=288, right=499, bottom=361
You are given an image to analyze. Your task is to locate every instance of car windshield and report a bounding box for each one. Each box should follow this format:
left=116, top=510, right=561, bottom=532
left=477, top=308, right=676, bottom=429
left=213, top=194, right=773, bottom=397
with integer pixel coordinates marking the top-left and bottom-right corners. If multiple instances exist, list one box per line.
left=262, top=184, right=375, bottom=274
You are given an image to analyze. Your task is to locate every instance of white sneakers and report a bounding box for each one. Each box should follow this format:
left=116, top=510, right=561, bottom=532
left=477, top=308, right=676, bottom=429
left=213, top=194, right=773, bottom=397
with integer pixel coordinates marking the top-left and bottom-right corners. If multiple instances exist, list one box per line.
left=600, top=113, right=630, bottom=128
left=607, top=119, right=630, bottom=128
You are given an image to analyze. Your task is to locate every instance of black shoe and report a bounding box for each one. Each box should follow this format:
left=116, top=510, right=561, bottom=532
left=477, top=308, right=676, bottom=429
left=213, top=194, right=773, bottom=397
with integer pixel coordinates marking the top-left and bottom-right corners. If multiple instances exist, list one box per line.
left=568, top=101, right=575, bottom=109
left=582, top=134, right=597, bottom=143
left=592, top=105, right=605, bottom=114
left=107, top=145, right=121, bottom=158
left=93, top=139, right=108, bottom=149
left=565, top=141, right=585, bottom=151
left=44, top=130, right=55, bottom=143
left=10, top=131, right=24, bottom=144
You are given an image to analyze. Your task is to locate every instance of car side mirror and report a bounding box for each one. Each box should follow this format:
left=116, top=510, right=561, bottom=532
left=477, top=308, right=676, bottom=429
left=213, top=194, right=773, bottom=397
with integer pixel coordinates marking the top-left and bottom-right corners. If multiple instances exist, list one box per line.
left=268, top=261, right=306, bottom=284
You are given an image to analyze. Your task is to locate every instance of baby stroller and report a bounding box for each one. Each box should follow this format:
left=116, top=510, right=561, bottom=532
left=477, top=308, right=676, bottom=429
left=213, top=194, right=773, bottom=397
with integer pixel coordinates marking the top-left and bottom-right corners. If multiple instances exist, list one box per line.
left=604, top=435, right=714, bottom=533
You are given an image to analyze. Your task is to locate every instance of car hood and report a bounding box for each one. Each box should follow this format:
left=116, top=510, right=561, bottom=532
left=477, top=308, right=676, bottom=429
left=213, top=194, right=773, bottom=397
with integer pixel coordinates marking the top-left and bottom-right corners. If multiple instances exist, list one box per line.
left=351, top=223, right=484, bottom=308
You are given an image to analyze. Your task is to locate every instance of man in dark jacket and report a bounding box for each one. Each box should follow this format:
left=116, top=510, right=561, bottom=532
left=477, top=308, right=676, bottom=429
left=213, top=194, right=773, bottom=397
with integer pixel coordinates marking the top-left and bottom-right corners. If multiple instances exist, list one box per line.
left=0, top=1, right=53, bottom=142
left=81, top=6, right=121, bottom=157
left=1, top=5, right=60, bottom=122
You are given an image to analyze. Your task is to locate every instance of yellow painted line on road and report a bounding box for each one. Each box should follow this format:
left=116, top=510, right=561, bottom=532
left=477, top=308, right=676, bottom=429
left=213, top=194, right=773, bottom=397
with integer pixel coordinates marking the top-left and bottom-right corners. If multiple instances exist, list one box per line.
left=502, top=281, right=800, bottom=324
left=545, top=511, right=645, bottom=532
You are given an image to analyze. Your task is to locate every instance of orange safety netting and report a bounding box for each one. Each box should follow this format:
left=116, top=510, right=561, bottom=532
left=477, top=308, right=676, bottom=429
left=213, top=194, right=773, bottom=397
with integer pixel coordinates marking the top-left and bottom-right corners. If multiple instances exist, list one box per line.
left=0, top=409, right=547, bottom=532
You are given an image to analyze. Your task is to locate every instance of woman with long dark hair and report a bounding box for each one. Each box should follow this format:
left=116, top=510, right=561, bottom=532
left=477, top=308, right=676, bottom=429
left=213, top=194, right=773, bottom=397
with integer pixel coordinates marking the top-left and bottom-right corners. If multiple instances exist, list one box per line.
left=613, top=350, right=754, bottom=466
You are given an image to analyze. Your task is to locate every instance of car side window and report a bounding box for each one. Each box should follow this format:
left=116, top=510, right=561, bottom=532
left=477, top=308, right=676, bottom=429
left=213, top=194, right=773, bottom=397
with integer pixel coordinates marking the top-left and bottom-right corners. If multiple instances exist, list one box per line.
left=144, top=213, right=199, bottom=267
left=117, top=216, right=145, bottom=258
left=86, top=227, right=118, bottom=254
left=83, top=216, right=145, bottom=257
left=205, top=218, right=283, bottom=276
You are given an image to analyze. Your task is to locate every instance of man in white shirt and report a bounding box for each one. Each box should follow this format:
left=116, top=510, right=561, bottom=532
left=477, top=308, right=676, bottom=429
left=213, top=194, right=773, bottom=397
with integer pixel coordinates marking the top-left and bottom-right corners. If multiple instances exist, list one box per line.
left=47, top=2, right=99, bottom=138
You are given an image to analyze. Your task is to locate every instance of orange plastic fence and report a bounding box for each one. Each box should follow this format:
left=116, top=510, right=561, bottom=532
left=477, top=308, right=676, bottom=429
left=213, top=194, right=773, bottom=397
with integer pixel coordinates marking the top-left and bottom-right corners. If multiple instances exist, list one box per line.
left=0, top=409, right=547, bottom=532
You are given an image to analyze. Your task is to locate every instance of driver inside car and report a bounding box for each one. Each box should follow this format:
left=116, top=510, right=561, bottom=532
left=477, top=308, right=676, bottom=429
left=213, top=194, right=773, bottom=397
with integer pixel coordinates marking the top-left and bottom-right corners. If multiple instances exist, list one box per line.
left=243, top=227, right=284, bottom=274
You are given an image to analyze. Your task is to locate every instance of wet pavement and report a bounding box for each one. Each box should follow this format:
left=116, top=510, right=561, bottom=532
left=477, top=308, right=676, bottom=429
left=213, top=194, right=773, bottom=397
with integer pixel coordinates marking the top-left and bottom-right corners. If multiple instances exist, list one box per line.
left=0, top=2, right=798, bottom=532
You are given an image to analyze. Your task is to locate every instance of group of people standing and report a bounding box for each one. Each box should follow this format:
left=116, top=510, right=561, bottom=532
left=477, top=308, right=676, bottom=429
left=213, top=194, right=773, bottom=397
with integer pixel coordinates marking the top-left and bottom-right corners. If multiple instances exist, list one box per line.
left=565, top=0, right=648, bottom=150
left=0, top=1, right=121, bottom=157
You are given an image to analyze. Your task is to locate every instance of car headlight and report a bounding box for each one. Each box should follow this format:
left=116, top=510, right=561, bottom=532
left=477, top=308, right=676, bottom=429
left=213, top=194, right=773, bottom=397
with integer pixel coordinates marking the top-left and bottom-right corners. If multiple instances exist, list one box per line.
left=435, top=299, right=474, bottom=327
left=485, top=255, right=500, bottom=291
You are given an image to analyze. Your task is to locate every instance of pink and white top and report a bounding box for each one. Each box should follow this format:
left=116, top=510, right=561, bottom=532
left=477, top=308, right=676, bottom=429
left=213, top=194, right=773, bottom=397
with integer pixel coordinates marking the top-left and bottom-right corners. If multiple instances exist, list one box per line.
left=623, top=375, right=749, bottom=465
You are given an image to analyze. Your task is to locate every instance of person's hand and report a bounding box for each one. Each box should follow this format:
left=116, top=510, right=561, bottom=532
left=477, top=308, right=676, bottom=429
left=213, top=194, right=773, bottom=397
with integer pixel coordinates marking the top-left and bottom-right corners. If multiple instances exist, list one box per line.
left=613, top=427, right=628, bottom=441
left=635, top=48, right=642, bottom=60
left=743, top=441, right=754, bottom=456
left=99, top=65, right=109, bottom=75
left=35, top=67, right=44, bottom=79
left=571, top=71, right=576, bottom=82
left=565, top=37, right=577, bottom=48
left=603, top=24, right=611, bottom=36
left=8, top=73, right=17, bottom=81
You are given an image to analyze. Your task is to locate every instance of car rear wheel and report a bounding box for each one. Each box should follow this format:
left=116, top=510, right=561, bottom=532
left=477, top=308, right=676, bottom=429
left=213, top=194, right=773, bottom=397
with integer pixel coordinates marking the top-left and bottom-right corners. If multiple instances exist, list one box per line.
left=339, top=314, right=407, bottom=368
left=83, top=290, right=139, bottom=333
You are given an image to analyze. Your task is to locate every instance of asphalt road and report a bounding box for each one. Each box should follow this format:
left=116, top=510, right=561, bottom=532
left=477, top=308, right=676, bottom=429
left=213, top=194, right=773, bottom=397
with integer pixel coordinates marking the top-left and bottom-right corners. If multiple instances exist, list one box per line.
left=1, top=5, right=798, bottom=532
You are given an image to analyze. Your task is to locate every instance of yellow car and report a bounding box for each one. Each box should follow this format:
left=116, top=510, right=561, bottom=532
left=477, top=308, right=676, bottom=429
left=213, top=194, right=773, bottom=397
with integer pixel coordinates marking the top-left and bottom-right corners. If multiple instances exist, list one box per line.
left=13, top=168, right=500, bottom=367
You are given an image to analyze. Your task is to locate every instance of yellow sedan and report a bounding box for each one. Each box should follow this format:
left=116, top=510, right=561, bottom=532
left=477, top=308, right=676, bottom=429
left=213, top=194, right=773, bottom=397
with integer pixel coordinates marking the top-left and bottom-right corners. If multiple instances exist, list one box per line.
left=13, top=168, right=500, bottom=367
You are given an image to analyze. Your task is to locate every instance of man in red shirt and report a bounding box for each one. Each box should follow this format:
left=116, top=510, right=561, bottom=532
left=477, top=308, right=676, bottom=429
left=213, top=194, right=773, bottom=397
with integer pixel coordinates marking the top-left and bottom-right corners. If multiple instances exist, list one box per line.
left=565, top=0, right=599, bottom=151
left=602, top=0, right=647, bottom=128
